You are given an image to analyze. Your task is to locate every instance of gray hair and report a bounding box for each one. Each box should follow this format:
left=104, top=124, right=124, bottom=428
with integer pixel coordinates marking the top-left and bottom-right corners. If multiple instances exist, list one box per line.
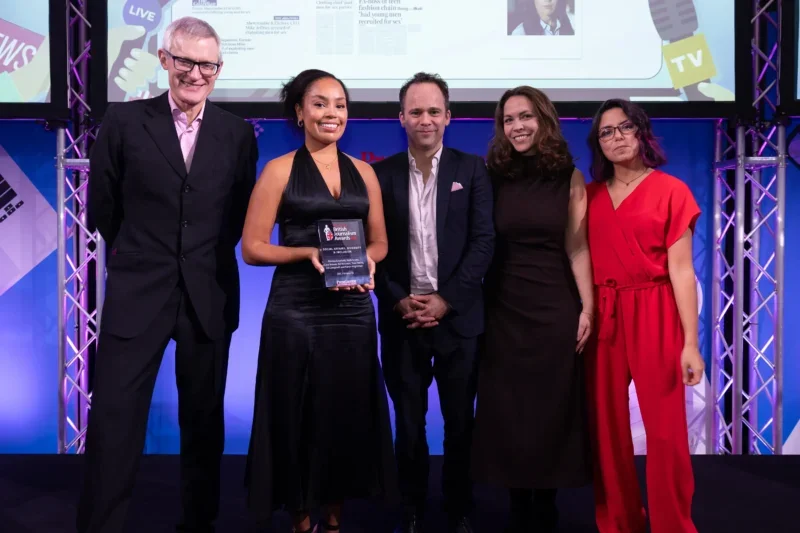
left=162, top=16, right=223, bottom=62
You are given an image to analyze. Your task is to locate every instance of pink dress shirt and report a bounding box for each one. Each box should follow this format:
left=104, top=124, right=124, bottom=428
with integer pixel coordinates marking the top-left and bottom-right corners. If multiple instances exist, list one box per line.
left=168, top=91, right=205, bottom=172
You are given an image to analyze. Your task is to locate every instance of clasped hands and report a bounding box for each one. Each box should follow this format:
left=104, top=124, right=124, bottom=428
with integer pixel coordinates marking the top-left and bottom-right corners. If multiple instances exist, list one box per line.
left=308, top=247, right=375, bottom=292
left=395, top=293, right=449, bottom=329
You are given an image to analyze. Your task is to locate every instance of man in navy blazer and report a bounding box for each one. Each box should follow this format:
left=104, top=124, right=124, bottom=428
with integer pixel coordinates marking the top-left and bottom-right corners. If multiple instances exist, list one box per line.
left=372, top=72, right=494, bottom=533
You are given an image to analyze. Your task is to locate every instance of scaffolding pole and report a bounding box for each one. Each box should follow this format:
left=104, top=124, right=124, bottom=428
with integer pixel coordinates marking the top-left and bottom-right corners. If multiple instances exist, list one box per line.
left=710, top=0, right=785, bottom=455
left=57, top=0, right=99, bottom=454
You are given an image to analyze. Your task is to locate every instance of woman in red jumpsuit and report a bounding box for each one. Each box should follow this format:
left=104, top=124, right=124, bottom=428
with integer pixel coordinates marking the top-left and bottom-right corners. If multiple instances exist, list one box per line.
left=584, top=99, right=705, bottom=533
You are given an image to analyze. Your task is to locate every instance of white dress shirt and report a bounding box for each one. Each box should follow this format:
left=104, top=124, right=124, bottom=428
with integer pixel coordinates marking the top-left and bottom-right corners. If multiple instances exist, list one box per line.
left=540, top=17, right=561, bottom=35
left=511, top=13, right=572, bottom=36
left=408, top=146, right=442, bottom=294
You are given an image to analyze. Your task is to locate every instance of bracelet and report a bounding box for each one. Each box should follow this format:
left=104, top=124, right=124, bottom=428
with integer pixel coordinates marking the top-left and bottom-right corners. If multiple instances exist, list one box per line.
left=581, top=311, right=594, bottom=318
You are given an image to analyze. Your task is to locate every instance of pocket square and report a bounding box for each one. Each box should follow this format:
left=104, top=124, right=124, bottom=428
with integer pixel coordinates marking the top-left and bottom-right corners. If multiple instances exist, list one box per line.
left=451, top=181, right=463, bottom=192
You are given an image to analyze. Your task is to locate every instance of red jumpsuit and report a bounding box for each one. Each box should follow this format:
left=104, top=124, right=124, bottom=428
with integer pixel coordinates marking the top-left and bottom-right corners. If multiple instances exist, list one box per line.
left=585, top=170, right=700, bottom=533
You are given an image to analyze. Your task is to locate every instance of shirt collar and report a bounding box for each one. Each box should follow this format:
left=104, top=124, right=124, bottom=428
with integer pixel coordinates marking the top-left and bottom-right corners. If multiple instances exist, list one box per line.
left=408, top=144, right=444, bottom=171
left=168, top=90, right=206, bottom=125
left=540, top=17, right=561, bottom=34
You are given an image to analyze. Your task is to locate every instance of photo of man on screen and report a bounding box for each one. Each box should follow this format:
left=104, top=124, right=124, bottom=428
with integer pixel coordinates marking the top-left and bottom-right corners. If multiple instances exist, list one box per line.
left=508, top=0, right=575, bottom=36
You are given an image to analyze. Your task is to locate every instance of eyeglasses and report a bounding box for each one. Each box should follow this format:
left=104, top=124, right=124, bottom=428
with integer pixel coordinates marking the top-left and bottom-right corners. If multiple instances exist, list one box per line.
left=163, top=50, right=220, bottom=76
left=598, top=122, right=637, bottom=142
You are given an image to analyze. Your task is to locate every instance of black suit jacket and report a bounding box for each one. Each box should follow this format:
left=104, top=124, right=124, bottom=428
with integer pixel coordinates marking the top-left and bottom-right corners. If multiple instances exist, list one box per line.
left=88, top=92, right=258, bottom=340
left=372, top=147, right=494, bottom=338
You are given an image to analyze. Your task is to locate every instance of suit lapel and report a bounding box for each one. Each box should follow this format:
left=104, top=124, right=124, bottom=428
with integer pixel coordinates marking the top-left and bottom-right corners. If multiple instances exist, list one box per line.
left=143, top=93, right=187, bottom=179
left=393, top=154, right=410, bottom=234
left=436, top=148, right=456, bottom=250
left=186, top=102, right=223, bottom=183
left=392, top=155, right=411, bottom=264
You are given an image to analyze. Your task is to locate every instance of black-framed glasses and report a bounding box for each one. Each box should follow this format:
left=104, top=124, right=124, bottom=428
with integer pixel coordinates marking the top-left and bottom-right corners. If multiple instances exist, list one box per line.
left=164, top=50, right=219, bottom=76
left=598, top=121, right=637, bottom=142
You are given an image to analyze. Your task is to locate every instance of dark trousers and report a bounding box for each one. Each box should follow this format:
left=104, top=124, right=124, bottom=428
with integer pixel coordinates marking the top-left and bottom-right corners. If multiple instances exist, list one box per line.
left=381, top=323, right=479, bottom=520
left=76, top=286, right=231, bottom=533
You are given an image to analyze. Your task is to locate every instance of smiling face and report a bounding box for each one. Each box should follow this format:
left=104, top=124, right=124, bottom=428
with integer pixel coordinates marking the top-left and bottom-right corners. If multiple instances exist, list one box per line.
left=503, top=95, right=539, bottom=154
left=597, top=107, right=641, bottom=164
left=400, top=82, right=451, bottom=153
left=158, top=34, right=221, bottom=109
left=296, top=76, right=348, bottom=144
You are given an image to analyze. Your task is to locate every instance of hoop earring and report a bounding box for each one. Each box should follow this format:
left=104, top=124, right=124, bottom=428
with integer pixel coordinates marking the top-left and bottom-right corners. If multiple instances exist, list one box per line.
left=297, top=119, right=304, bottom=128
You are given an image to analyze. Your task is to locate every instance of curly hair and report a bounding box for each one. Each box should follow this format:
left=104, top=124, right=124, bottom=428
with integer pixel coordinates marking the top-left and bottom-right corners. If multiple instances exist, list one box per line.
left=486, top=86, right=573, bottom=179
left=587, top=98, right=667, bottom=182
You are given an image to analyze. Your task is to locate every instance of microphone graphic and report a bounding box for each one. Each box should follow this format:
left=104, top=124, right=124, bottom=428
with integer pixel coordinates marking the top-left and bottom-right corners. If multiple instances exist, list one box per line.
left=648, top=0, right=716, bottom=101
left=108, top=0, right=172, bottom=102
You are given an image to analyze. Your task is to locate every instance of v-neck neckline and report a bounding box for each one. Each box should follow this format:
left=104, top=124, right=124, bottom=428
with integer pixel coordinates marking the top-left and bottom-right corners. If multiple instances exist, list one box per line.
left=307, top=147, right=343, bottom=201
left=606, top=169, right=656, bottom=211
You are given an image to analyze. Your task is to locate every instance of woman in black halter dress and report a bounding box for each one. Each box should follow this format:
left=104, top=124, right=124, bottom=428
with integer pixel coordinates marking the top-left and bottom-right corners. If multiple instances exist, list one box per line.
left=241, top=70, right=397, bottom=533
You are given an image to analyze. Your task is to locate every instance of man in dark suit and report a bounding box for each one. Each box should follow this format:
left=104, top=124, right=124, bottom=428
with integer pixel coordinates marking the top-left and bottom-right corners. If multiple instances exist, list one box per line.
left=78, top=16, right=257, bottom=533
left=372, top=73, right=494, bottom=533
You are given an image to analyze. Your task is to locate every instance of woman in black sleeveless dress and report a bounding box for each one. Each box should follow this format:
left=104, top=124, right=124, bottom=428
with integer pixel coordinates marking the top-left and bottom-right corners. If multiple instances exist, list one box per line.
left=471, top=86, right=594, bottom=533
left=241, top=70, right=396, bottom=533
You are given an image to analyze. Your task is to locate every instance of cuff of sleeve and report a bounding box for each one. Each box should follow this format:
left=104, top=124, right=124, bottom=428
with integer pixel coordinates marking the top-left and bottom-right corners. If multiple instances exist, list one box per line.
left=437, top=286, right=461, bottom=315
left=667, top=209, right=701, bottom=248
left=387, top=283, right=407, bottom=308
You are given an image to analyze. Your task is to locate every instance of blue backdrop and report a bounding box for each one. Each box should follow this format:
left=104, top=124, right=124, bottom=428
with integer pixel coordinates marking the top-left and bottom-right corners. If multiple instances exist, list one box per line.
left=0, top=122, right=59, bottom=453
left=0, top=117, right=797, bottom=454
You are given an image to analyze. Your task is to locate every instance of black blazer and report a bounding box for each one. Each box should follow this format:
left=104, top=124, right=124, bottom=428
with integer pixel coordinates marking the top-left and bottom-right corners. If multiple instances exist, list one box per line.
left=88, top=92, right=258, bottom=340
left=372, top=147, right=495, bottom=338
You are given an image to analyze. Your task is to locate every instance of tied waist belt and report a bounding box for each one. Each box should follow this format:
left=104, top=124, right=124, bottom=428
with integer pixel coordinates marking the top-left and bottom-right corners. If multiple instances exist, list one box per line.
left=595, top=278, right=670, bottom=341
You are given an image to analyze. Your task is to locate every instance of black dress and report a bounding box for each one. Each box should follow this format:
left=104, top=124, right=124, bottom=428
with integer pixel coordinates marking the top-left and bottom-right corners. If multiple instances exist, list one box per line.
left=471, top=156, right=592, bottom=489
left=245, top=146, right=397, bottom=520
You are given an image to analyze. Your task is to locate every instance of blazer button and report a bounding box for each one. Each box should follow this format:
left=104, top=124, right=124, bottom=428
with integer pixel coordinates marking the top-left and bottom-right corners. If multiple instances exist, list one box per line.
left=180, top=254, right=186, bottom=262
left=181, top=220, right=189, bottom=227
left=183, top=185, right=190, bottom=193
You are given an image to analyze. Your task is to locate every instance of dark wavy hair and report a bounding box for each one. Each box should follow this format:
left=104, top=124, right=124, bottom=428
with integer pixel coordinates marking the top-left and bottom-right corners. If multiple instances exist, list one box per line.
left=487, top=86, right=573, bottom=179
left=280, top=69, right=350, bottom=128
left=587, top=99, right=667, bottom=182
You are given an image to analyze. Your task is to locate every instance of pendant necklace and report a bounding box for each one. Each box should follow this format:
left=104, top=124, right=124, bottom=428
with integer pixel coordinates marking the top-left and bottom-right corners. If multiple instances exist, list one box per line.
left=313, top=155, right=337, bottom=171
left=616, top=168, right=648, bottom=187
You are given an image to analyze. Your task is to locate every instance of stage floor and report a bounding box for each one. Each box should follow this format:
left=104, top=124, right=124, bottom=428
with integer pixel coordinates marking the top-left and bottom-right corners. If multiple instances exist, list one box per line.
left=0, top=455, right=797, bottom=532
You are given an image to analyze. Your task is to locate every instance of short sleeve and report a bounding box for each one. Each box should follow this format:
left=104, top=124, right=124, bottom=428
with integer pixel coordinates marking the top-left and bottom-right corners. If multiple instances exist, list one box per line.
left=665, top=180, right=701, bottom=248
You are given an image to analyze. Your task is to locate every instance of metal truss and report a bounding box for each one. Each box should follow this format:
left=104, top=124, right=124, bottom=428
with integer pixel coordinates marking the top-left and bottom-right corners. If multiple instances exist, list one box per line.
left=56, top=0, right=100, bottom=454
left=711, top=0, right=786, bottom=455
